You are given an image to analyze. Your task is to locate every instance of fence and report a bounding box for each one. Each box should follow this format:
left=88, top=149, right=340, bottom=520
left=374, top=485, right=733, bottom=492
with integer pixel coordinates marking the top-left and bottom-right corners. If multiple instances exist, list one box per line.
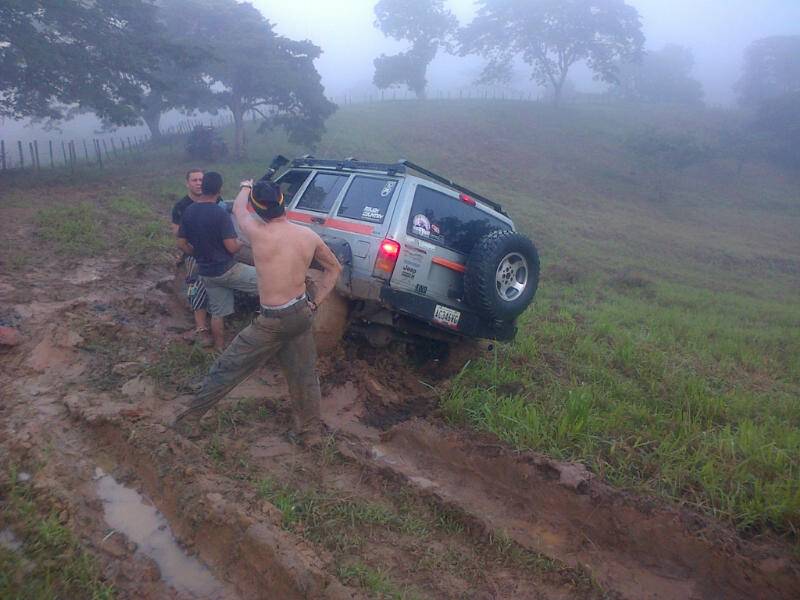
left=0, top=91, right=617, bottom=173
left=0, top=115, right=235, bottom=173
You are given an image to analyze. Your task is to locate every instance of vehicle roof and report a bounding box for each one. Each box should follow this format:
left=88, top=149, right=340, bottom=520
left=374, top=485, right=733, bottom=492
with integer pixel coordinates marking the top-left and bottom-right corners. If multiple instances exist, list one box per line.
left=288, top=156, right=509, bottom=219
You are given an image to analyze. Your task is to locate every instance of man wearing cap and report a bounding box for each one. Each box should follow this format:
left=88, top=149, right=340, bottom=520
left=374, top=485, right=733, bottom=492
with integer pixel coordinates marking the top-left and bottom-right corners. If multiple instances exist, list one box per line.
left=177, top=171, right=258, bottom=351
left=174, top=177, right=342, bottom=446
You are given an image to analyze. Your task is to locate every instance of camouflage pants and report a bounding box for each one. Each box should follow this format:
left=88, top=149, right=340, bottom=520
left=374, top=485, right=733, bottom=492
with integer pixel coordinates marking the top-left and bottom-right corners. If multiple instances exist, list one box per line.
left=176, top=302, right=321, bottom=437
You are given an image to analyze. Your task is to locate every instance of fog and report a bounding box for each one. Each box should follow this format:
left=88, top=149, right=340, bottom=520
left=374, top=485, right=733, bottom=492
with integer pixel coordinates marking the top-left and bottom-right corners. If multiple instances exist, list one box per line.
left=2, top=0, right=799, bottom=144
left=262, top=0, right=800, bottom=105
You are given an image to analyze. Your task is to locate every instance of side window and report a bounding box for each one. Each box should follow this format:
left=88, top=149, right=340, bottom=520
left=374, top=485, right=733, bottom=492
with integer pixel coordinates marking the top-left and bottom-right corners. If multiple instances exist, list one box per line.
left=336, top=176, right=397, bottom=224
left=276, top=170, right=310, bottom=205
left=407, top=186, right=511, bottom=255
left=296, top=173, right=348, bottom=213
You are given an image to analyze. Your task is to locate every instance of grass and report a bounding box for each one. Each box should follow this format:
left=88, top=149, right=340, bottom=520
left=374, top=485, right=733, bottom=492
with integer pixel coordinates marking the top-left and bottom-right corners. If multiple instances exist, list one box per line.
left=0, top=465, right=115, bottom=600
left=254, top=475, right=601, bottom=596
left=144, top=341, right=215, bottom=389
left=35, top=202, right=106, bottom=256
left=442, top=276, right=800, bottom=535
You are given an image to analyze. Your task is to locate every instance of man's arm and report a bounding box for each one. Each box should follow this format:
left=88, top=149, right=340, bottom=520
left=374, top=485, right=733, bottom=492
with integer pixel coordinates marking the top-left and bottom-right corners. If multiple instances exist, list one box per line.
left=171, top=223, right=180, bottom=236
left=232, top=179, right=253, bottom=235
left=223, top=237, right=242, bottom=254
left=309, top=237, right=342, bottom=307
left=177, top=237, right=193, bottom=255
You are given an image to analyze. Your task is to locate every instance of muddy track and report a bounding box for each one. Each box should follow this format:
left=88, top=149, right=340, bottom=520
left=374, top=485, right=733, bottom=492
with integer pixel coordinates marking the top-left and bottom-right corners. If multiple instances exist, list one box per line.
left=2, top=258, right=799, bottom=599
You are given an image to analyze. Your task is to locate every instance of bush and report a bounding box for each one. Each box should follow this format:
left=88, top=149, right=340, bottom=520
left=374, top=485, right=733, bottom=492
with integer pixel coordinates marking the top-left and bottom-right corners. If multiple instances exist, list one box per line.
left=185, top=126, right=228, bottom=161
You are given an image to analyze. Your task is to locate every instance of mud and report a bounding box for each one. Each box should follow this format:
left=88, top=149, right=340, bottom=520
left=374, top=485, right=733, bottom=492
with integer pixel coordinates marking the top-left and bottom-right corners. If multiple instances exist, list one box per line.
left=95, top=467, right=231, bottom=599
left=1, top=209, right=799, bottom=599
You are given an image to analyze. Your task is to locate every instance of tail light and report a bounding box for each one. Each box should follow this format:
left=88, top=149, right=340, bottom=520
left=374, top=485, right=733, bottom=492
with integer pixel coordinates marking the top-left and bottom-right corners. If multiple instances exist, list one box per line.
left=373, top=239, right=401, bottom=280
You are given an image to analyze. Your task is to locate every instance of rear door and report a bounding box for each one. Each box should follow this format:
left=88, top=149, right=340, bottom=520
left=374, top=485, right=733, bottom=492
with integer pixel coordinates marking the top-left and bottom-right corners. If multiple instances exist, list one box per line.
left=392, top=183, right=512, bottom=310
left=329, top=175, right=400, bottom=275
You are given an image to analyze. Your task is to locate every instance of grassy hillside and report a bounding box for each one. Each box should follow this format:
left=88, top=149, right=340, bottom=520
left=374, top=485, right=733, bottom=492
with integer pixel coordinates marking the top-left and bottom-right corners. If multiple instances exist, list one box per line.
left=4, top=99, right=798, bottom=539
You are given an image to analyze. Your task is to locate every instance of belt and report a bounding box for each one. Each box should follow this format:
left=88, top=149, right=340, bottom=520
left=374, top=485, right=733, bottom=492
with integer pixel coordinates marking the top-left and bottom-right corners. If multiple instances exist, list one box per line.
left=260, top=294, right=307, bottom=317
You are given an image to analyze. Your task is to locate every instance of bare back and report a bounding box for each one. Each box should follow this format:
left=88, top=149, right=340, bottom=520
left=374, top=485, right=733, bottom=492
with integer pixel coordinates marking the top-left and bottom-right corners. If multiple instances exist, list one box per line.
left=243, top=215, right=342, bottom=307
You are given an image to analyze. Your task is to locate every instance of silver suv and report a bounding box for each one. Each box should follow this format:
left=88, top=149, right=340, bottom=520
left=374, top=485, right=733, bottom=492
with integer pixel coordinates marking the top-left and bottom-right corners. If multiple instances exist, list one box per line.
left=251, top=156, right=539, bottom=349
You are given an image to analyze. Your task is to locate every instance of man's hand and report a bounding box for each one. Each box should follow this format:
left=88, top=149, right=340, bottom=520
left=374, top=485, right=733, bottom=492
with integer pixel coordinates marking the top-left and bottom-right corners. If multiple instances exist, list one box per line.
left=310, top=239, right=343, bottom=307
left=177, top=237, right=194, bottom=256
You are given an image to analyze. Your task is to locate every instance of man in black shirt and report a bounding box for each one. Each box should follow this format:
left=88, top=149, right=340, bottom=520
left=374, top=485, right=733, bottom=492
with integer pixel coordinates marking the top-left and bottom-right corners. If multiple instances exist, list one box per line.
left=178, top=172, right=258, bottom=351
left=171, top=169, right=212, bottom=344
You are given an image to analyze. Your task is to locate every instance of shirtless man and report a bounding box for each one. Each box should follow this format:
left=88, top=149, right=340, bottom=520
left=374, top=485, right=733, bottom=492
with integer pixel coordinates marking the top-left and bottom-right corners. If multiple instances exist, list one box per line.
left=174, top=177, right=342, bottom=446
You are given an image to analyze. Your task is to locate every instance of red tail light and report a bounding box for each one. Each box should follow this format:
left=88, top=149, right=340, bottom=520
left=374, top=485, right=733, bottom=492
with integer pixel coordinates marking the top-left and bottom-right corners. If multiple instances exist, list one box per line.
left=459, top=193, right=476, bottom=206
left=373, top=239, right=401, bottom=279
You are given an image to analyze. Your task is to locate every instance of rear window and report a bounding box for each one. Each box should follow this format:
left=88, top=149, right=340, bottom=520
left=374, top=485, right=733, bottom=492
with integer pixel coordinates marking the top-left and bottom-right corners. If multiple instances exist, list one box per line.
left=336, top=176, right=397, bottom=224
left=296, top=173, right=348, bottom=213
left=276, top=170, right=311, bottom=205
left=407, top=186, right=510, bottom=255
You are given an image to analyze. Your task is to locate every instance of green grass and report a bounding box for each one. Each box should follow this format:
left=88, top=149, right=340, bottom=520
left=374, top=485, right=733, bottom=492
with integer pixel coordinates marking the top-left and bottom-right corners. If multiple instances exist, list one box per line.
left=144, top=341, right=215, bottom=389
left=442, top=276, right=800, bottom=535
left=0, top=466, right=115, bottom=600
left=35, top=202, right=106, bottom=256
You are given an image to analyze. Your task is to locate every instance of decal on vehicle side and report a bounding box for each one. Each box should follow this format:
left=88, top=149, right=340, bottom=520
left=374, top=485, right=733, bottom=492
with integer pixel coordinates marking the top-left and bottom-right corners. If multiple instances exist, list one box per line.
left=412, top=214, right=431, bottom=237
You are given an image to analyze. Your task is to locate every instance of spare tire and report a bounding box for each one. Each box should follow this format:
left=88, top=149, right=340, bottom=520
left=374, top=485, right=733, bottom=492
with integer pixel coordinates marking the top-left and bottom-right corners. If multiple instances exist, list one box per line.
left=464, top=230, right=539, bottom=320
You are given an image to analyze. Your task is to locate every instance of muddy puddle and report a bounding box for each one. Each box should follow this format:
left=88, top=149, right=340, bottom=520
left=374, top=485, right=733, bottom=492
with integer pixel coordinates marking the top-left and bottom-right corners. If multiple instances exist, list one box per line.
left=94, top=467, right=230, bottom=599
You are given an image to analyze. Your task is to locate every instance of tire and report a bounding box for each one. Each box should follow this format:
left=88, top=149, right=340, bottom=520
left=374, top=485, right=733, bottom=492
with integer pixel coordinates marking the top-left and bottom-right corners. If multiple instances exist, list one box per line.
left=306, top=268, right=349, bottom=355
left=464, top=230, right=539, bottom=321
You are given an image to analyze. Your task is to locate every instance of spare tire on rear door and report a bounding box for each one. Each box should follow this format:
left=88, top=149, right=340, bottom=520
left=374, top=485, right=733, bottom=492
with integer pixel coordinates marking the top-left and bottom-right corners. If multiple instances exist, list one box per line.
left=464, top=230, right=539, bottom=321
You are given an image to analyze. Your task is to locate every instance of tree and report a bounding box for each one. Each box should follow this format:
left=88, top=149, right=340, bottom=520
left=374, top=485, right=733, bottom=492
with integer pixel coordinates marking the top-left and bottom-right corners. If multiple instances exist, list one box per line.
left=736, top=36, right=800, bottom=107
left=460, top=0, right=644, bottom=106
left=373, top=0, right=457, bottom=99
left=0, top=0, right=163, bottom=124
left=176, top=0, right=335, bottom=158
left=614, top=44, right=703, bottom=105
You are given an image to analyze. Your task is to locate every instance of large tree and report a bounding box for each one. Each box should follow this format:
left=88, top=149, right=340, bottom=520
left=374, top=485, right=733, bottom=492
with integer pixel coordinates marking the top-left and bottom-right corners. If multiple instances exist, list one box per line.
left=460, top=0, right=644, bottom=106
left=177, top=0, right=335, bottom=158
left=373, top=0, right=457, bottom=99
left=614, top=44, right=703, bottom=105
left=0, top=0, right=163, bottom=124
left=736, top=35, right=800, bottom=107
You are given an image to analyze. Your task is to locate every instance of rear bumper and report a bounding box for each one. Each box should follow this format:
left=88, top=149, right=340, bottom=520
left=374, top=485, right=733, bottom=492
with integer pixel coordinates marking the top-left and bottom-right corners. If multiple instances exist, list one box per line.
left=380, top=287, right=517, bottom=341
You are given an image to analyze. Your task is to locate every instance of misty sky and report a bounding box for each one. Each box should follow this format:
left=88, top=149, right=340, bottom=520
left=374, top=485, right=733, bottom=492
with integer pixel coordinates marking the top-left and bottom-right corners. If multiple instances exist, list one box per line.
left=3, top=0, right=798, bottom=143
left=259, top=0, right=800, bottom=105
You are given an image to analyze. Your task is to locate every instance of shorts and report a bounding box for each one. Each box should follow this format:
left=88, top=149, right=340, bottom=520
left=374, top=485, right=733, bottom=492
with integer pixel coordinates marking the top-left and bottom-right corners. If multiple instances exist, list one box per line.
left=185, top=256, right=208, bottom=312
left=201, top=262, right=259, bottom=318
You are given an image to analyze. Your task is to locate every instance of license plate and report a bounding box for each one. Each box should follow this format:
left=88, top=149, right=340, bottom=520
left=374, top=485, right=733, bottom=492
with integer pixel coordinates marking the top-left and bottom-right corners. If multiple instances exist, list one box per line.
left=433, top=304, right=461, bottom=328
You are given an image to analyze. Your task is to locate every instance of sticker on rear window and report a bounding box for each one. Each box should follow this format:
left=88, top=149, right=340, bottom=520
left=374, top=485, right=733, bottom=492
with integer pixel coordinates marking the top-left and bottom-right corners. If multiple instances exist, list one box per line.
left=380, top=181, right=396, bottom=197
left=412, top=214, right=431, bottom=237
left=361, top=206, right=384, bottom=222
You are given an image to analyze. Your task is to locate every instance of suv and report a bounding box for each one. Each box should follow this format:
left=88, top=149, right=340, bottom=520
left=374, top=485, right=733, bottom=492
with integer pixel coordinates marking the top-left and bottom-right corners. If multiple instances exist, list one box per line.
left=240, top=156, right=539, bottom=351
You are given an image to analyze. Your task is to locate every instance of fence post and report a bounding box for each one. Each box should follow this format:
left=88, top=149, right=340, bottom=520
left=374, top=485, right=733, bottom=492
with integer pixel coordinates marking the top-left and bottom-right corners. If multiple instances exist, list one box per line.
left=96, top=140, right=104, bottom=168
left=68, top=141, right=76, bottom=173
left=83, top=139, right=90, bottom=163
left=102, top=139, right=110, bottom=159
left=48, top=140, right=54, bottom=168
left=18, top=140, right=24, bottom=169
left=29, top=142, right=36, bottom=169
left=1, top=140, right=5, bottom=171
left=33, top=140, right=41, bottom=169
left=127, top=137, right=134, bottom=156
left=111, top=138, right=118, bottom=158
left=61, top=141, right=68, bottom=166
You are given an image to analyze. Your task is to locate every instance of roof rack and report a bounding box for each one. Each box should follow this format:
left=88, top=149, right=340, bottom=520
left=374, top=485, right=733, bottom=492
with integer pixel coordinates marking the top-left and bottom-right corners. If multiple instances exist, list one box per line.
left=289, top=156, right=505, bottom=214
left=291, top=157, right=406, bottom=176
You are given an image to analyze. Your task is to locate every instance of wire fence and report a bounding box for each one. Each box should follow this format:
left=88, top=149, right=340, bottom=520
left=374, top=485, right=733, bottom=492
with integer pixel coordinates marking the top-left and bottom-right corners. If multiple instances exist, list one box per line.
left=0, top=115, right=235, bottom=173
left=0, top=90, right=616, bottom=173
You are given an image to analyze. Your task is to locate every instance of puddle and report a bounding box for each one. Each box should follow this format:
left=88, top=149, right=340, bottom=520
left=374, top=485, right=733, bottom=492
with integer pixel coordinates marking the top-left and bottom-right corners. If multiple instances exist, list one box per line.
left=94, top=468, right=227, bottom=599
left=0, top=528, right=23, bottom=552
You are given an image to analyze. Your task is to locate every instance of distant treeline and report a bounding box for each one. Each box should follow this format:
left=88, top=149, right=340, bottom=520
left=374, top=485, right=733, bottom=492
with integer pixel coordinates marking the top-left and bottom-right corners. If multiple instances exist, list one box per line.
left=2, top=1, right=798, bottom=168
